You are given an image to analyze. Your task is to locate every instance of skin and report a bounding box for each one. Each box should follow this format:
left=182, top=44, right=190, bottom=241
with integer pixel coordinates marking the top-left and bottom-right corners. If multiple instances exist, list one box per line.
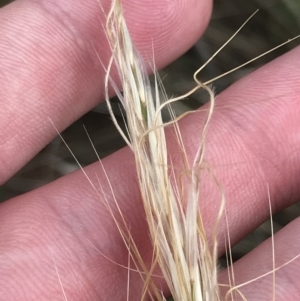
left=0, top=0, right=300, bottom=300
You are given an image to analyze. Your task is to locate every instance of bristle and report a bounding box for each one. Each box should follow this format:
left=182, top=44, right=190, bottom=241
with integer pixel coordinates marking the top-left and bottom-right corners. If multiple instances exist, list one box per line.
left=104, top=1, right=223, bottom=300
left=101, top=1, right=300, bottom=300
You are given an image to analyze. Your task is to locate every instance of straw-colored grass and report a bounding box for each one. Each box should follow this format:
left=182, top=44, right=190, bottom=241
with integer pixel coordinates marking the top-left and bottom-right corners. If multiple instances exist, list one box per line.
left=104, top=1, right=225, bottom=300
left=101, top=1, right=300, bottom=300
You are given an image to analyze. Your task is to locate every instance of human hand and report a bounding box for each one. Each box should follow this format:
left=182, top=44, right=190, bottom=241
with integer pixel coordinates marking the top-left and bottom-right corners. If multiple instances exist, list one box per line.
left=0, top=0, right=300, bottom=300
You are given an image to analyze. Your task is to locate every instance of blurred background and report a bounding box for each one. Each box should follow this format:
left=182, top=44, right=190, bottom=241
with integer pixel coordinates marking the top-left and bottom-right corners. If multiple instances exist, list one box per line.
left=1, top=0, right=300, bottom=264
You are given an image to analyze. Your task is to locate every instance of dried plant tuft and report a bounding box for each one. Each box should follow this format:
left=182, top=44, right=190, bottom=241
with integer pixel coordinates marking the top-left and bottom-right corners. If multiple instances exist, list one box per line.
left=104, top=1, right=224, bottom=300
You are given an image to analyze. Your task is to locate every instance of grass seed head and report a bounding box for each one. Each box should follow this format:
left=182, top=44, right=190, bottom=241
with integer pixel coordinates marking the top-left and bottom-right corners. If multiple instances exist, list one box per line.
left=105, top=1, right=223, bottom=300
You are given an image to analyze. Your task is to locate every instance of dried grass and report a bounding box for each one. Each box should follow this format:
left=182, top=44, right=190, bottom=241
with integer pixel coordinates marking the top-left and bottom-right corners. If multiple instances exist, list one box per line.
left=104, top=1, right=224, bottom=300
left=102, top=1, right=300, bottom=300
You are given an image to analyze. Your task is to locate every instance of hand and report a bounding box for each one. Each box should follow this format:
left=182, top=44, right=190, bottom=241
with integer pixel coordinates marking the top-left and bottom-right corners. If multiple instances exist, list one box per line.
left=0, top=0, right=300, bottom=300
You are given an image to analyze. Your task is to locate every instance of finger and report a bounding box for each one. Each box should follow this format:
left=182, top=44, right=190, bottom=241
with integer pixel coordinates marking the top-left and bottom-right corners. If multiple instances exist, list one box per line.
left=201, top=45, right=300, bottom=246
left=0, top=47, right=300, bottom=299
left=0, top=158, right=160, bottom=301
left=0, top=0, right=212, bottom=184
left=219, top=217, right=300, bottom=301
